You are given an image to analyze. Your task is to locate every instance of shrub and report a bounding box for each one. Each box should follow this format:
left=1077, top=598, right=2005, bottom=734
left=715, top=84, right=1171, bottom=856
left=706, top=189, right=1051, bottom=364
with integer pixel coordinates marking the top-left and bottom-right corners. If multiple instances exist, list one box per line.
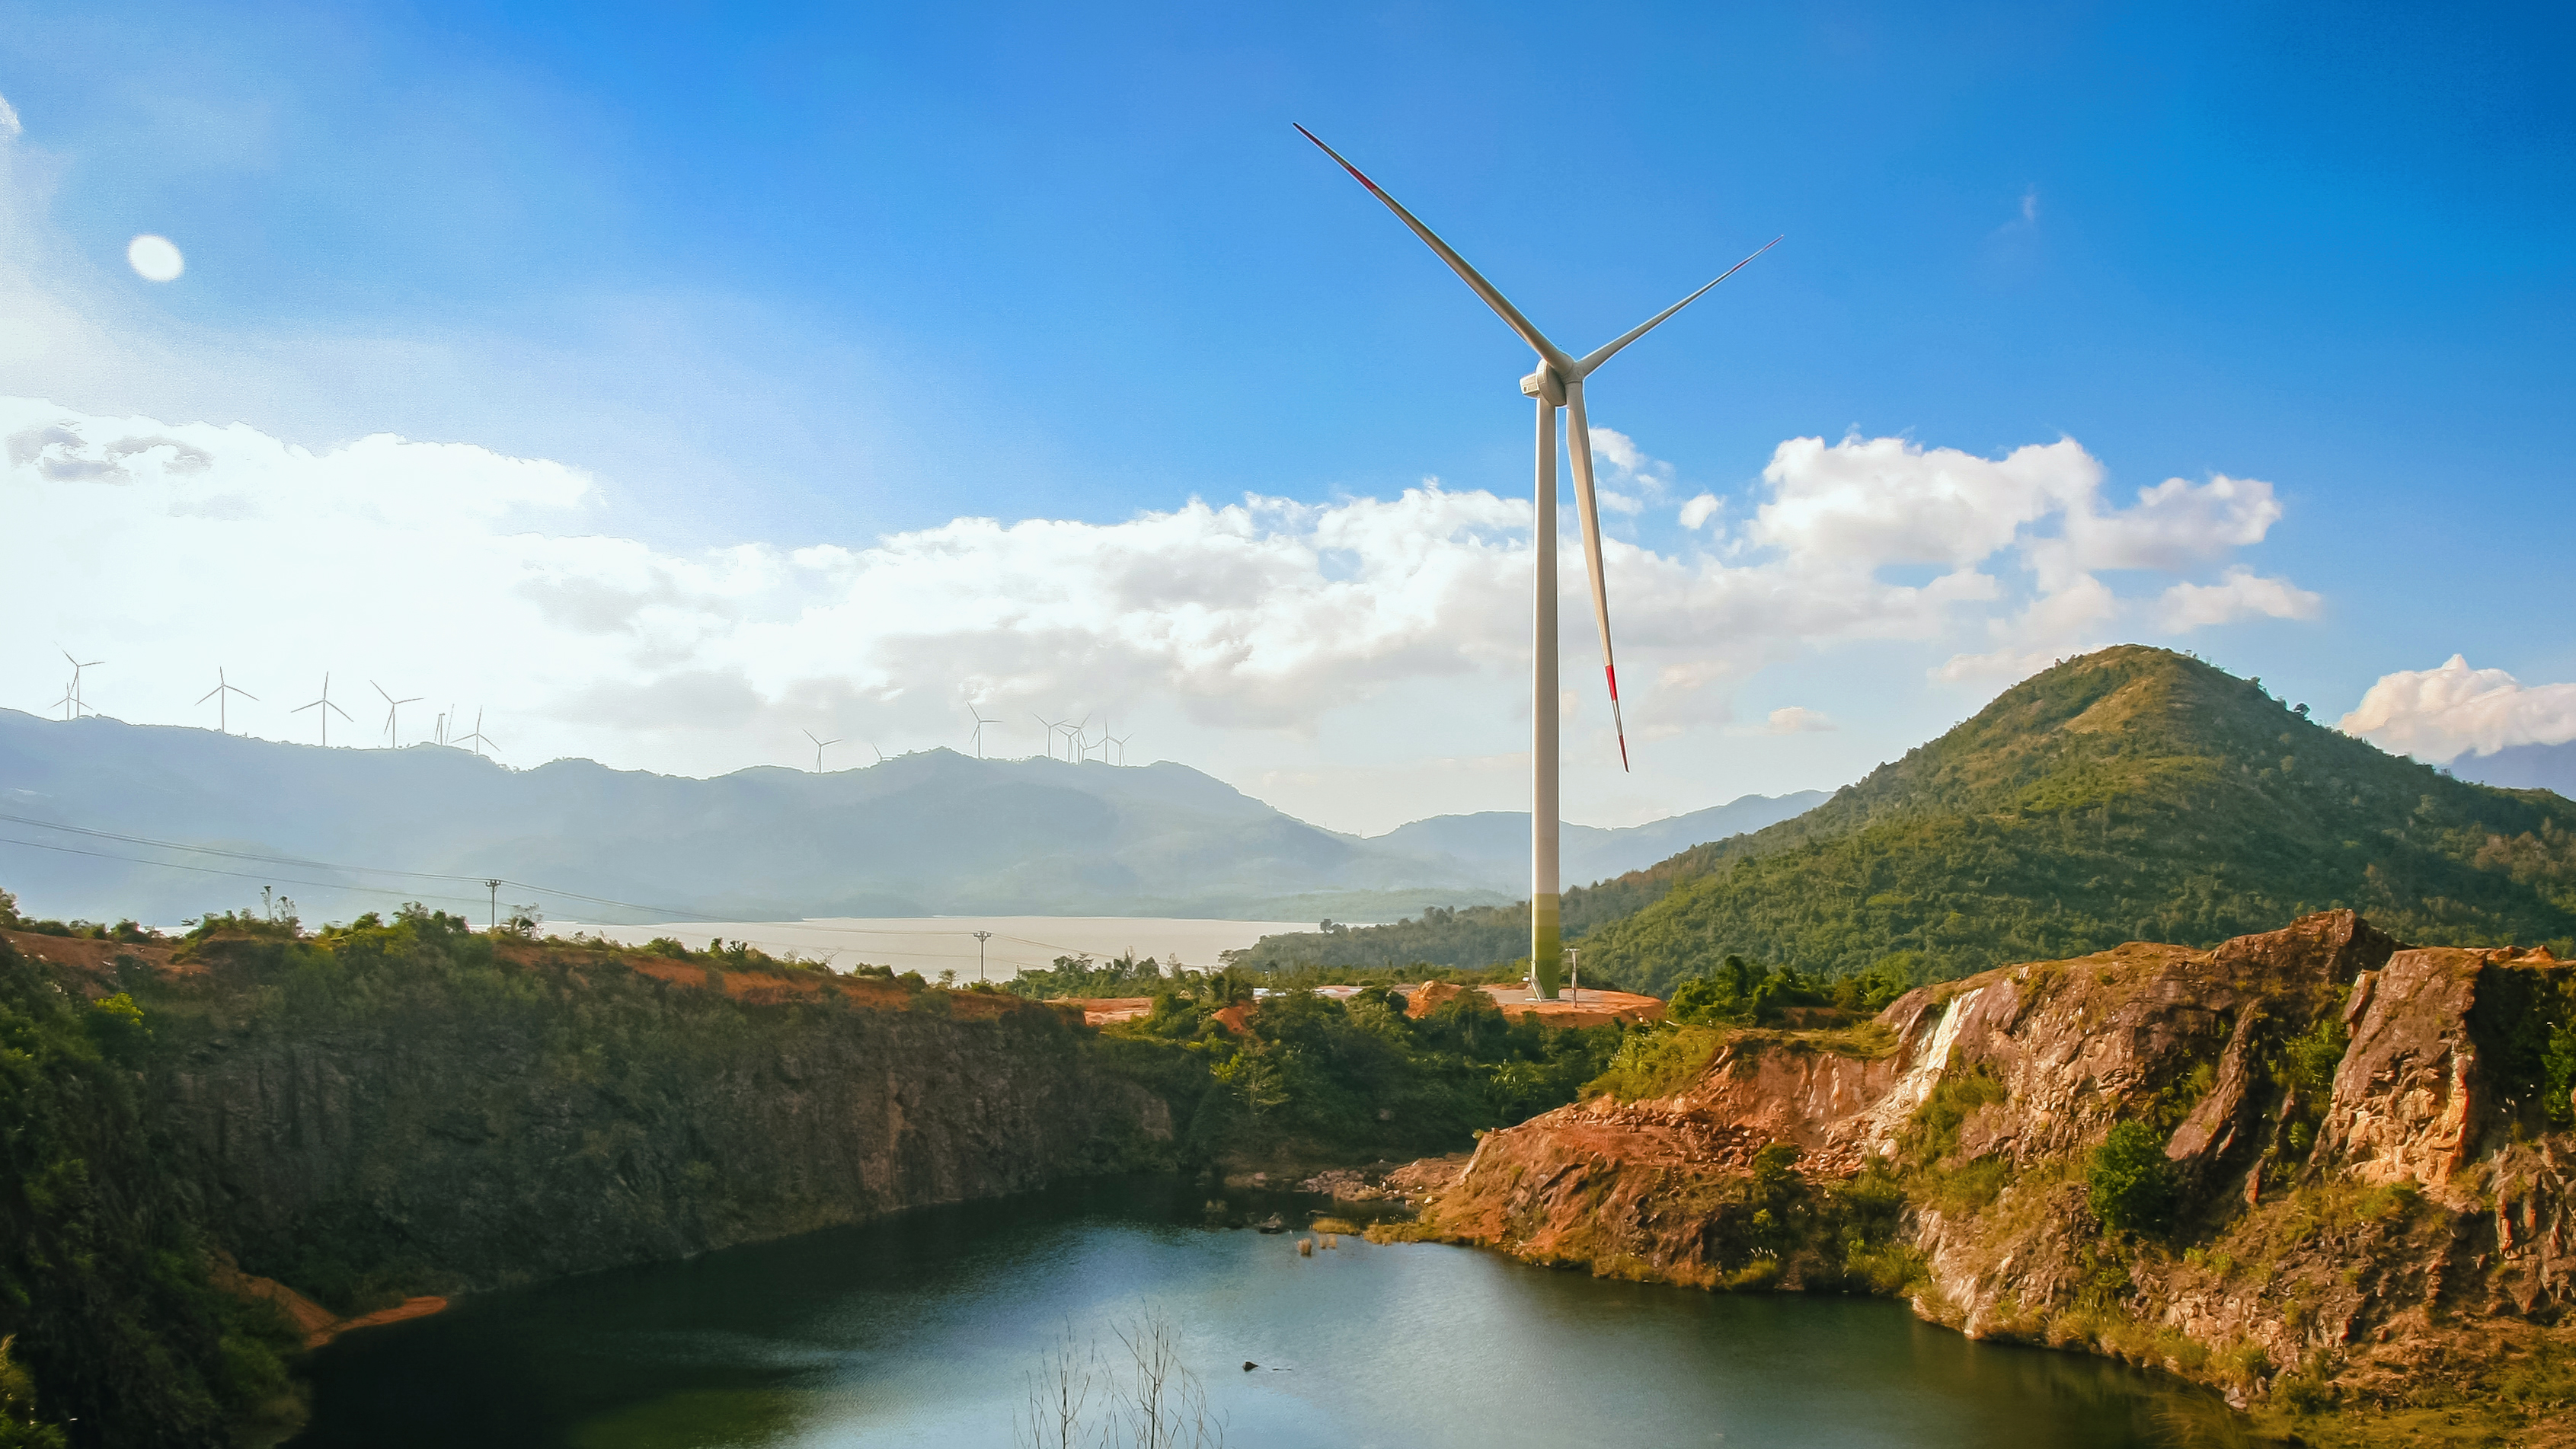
left=2088, top=1120, right=2181, bottom=1236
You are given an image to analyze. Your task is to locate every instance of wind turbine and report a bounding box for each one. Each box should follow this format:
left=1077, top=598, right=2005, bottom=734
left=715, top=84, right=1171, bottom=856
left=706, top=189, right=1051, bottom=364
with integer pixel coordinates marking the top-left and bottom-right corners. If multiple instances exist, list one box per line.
left=966, top=704, right=999, bottom=758
left=452, top=708, right=498, bottom=758
left=292, top=673, right=353, bottom=746
left=372, top=681, right=423, bottom=748
left=1032, top=713, right=1065, bottom=761
left=197, top=669, right=257, bottom=733
left=803, top=729, right=842, bottom=773
left=60, top=650, right=104, bottom=718
left=1105, top=732, right=1131, bottom=766
left=1057, top=713, right=1090, bottom=763
left=1296, top=125, right=1775, bottom=1001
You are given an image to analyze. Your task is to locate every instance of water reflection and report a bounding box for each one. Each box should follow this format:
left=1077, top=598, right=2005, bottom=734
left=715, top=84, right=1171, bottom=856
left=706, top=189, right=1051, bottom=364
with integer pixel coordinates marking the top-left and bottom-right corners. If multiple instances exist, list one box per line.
left=292, top=1176, right=2239, bottom=1448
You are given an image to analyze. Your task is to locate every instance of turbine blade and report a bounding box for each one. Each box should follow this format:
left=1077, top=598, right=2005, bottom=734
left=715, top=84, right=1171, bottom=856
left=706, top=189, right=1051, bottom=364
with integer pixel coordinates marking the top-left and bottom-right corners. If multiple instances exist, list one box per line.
left=197, top=685, right=222, bottom=704
left=1293, top=124, right=1575, bottom=375
left=1563, top=380, right=1629, bottom=773
left=1574, top=236, right=1780, bottom=377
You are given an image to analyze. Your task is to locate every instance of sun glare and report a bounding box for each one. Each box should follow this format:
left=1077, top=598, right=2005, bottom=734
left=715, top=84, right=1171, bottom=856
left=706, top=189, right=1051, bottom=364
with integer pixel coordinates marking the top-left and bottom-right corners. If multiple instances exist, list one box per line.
left=126, top=234, right=185, bottom=282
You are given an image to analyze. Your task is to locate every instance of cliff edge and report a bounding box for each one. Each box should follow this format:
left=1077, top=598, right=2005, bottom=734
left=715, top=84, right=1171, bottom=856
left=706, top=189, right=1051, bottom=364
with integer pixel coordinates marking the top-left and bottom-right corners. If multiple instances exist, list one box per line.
left=1397, top=911, right=2576, bottom=1444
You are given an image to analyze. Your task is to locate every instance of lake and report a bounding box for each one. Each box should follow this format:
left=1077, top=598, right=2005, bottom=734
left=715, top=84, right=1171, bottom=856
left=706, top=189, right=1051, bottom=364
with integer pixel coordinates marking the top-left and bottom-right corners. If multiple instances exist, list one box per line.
left=543, top=917, right=1311, bottom=981
left=289, top=1177, right=2236, bottom=1448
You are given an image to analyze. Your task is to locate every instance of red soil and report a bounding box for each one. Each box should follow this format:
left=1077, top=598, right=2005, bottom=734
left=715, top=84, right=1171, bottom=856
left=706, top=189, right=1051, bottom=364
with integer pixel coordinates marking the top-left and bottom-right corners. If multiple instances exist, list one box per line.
left=1404, top=979, right=1665, bottom=1029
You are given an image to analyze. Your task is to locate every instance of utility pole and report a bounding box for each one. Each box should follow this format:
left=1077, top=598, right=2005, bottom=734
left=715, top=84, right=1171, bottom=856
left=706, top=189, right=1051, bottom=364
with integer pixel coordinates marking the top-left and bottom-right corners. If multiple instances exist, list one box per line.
left=1568, top=947, right=1580, bottom=1003
left=973, top=930, right=993, bottom=982
left=484, top=879, right=500, bottom=933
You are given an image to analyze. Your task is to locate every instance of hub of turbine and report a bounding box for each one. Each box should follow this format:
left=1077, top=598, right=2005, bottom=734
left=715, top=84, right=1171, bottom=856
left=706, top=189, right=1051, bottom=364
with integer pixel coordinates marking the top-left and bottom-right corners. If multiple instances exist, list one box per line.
left=1519, top=367, right=1565, bottom=406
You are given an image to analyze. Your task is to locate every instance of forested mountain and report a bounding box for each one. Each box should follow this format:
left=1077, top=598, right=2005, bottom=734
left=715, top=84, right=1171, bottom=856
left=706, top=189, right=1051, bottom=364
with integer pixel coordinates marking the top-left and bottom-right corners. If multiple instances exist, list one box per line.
left=1236, top=646, right=2576, bottom=996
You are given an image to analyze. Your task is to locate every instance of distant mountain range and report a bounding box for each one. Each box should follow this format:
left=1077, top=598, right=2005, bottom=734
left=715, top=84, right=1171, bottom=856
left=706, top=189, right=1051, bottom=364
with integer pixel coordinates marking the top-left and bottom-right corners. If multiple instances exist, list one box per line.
left=1362, top=793, right=1826, bottom=894
left=2455, top=740, right=2576, bottom=797
left=0, top=710, right=1820, bottom=927
left=1238, top=646, right=2576, bottom=994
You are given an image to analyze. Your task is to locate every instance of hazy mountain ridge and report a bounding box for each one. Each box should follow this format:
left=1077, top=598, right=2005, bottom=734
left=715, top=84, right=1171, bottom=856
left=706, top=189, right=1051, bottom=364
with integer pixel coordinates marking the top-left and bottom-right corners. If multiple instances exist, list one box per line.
left=2455, top=739, right=2576, bottom=797
left=1242, top=646, right=2576, bottom=994
left=0, top=711, right=1809, bottom=928
left=1365, top=792, right=1828, bottom=895
left=0, top=711, right=1520, bottom=924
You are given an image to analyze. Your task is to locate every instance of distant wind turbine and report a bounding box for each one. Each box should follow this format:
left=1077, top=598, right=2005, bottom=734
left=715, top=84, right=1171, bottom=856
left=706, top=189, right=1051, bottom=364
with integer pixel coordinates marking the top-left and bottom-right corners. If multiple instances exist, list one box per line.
left=197, top=669, right=257, bottom=733
left=1105, top=732, right=1131, bottom=766
left=292, top=673, right=354, bottom=746
left=1031, top=713, right=1065, bottom=761
left=803, top=729, right=842, bottom=773
left=452, top=707, right=498, bottom=758
left=372, top=681, right=423, bottom=748
left=59, top=650, right=104, bottom=719
left=1056, top=713, right=1090, bottom=763
left=966, top=704, right=999, bottom=759
left=1296, top=123, right=1775, bottom=1001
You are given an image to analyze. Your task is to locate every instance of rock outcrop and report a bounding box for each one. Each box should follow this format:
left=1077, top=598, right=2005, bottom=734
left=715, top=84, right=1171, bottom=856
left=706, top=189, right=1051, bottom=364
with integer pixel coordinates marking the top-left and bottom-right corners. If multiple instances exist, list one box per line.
left=28, top=928, right=1176, bottom=1299
left=1399, top=911, right=2576, bottom=1438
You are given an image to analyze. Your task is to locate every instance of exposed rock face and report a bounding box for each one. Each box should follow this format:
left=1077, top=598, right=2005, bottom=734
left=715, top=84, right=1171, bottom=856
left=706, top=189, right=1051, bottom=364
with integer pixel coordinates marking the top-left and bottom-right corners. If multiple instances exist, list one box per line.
left=137, top=941, right=1175, bottom=1297
left=1407, top=911, right=2576, bottom=1430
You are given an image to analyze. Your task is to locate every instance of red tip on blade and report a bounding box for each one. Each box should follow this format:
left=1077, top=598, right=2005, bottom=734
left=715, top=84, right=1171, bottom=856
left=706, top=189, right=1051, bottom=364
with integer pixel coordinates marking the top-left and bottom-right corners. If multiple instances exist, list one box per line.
left=1607, top=672, right=1631, bottom=772
left=1291, top=123, right=1384, bottom=195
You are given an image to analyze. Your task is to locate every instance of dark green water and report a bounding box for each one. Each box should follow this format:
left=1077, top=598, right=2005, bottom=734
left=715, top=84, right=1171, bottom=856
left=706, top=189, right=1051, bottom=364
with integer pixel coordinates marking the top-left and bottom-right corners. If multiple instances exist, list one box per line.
left=291, top=1177, right=2231, bottom=1448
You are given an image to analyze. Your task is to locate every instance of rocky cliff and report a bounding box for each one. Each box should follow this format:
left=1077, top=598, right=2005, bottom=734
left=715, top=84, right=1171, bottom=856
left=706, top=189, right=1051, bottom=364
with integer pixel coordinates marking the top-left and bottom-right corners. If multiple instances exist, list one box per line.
left=0, top=915, right=1178, bottom=1445
left=1400, top=911, right=2576, bottom=1444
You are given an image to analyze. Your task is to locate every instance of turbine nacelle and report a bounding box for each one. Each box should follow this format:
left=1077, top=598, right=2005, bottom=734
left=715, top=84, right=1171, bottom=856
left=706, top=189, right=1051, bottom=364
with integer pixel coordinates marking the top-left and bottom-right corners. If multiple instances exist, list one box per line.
left=1518, top=367, right=1566, bottom=406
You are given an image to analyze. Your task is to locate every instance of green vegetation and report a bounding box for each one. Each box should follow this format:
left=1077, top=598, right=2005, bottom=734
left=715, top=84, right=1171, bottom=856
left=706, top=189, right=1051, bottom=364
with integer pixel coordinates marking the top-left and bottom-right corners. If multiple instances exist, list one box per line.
left=0, top=889, right=156, bottom=945
left=2086, top=1121, right=2182, bottom=1237
left=2471, top=959, right=2576, bottom=1130
left=1238, top=647, right=2576, bottom=997
left=0, top=934, right=304, bottom=1446
left=1091, top=978, right=1620, bottom=1159
left=1584, top=1024, right=1729, bottom=1101
left=0, top=1337, right=66, bottom=1449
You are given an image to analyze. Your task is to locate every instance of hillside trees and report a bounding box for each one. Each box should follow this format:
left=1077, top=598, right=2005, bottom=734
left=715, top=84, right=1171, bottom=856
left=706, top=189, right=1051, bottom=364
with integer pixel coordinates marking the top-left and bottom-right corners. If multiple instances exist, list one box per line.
left=1237, top=648, right=2576, bottom=997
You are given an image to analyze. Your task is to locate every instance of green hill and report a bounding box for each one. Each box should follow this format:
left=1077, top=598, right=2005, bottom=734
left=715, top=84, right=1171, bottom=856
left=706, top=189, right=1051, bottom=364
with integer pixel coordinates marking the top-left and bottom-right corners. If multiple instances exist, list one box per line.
left=1237, top=646, right=2576, bottom=996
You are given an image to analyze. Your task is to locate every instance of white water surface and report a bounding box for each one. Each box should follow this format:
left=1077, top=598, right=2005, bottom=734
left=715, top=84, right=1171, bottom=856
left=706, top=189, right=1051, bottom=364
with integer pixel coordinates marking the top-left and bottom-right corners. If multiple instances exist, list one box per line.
left=543, top=915, right=1308, bottom=981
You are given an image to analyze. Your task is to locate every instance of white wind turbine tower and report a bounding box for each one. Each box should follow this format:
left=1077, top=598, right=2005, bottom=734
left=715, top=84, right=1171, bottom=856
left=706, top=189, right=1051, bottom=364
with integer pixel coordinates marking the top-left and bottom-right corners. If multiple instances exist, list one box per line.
left=1031, top=713, right=1066, bottom=761
left=373, top=681, right=423, bottom=748
left=1057, top=713, right=1091, bottom=763
left=1297, top=124, right=1775, bottom=1001
left=803, top=729, right=842, bottom=773
left=1105, top=732, right=1131, bottom=766
left=197, top=669, right=257, bottom=733
left=293, top=673, right=353, bottom=746
left=966, top=704, right=999, bottom=759
left=452, top=708, right=498, bottom=758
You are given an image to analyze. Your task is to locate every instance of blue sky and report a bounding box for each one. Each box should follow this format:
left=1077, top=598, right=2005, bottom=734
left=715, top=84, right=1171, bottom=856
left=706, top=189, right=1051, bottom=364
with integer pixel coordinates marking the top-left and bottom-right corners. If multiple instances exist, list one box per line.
left=2, top=1, right=2571, bottom=833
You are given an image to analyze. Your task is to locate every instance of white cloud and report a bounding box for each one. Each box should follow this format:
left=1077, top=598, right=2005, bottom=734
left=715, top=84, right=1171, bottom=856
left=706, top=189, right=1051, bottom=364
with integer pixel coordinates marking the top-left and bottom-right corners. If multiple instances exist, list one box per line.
left=2338, top=656, right=2576, bottom=762
left=1765, top=706, right=1835, bottom=734
left=2156, top=567, right=2322, bottom=630
left=0, top=93, right=20, bottom=139
left=1, top=398, right=2319, bottom=832
left=1677, top=493, right=1721, bottom=530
